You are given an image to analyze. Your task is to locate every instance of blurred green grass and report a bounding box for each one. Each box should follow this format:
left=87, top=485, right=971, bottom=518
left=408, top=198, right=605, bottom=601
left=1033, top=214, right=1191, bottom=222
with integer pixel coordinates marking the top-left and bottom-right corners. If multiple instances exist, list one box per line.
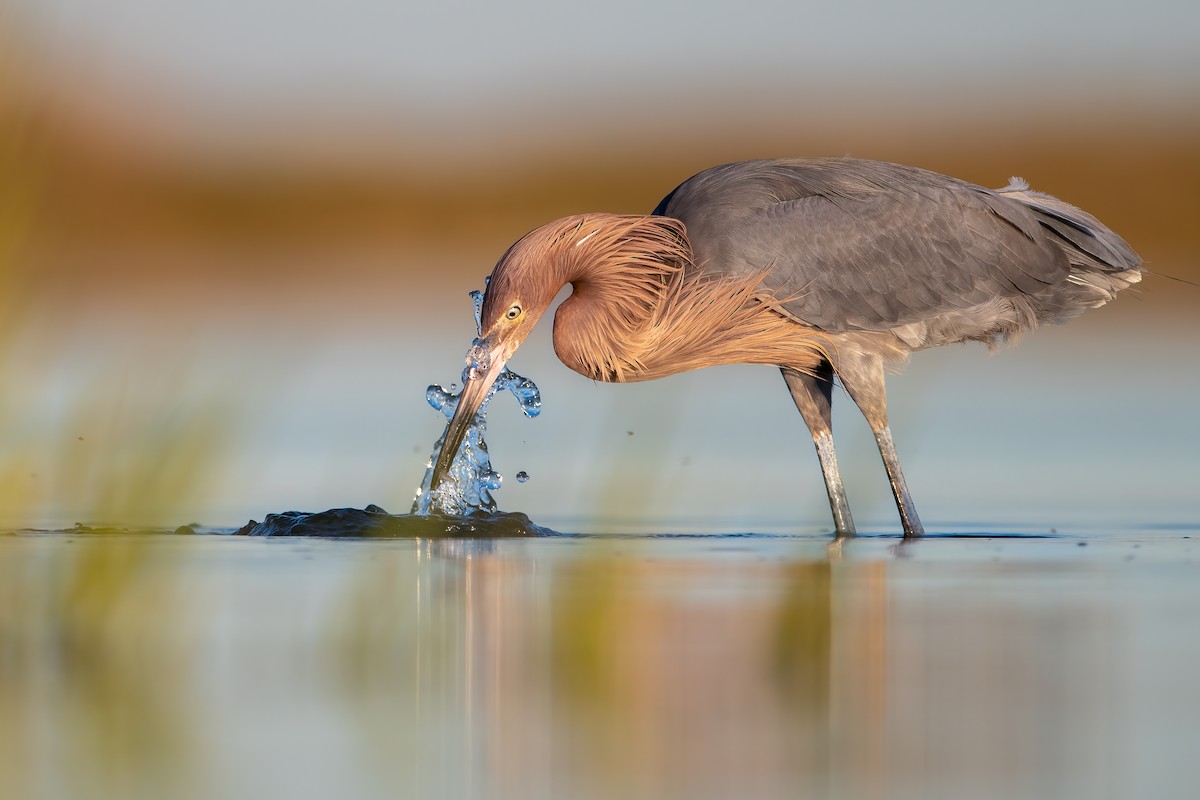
left=2, top=54, right=235, bottom=529
left=0, top=534, right=203, bottom=799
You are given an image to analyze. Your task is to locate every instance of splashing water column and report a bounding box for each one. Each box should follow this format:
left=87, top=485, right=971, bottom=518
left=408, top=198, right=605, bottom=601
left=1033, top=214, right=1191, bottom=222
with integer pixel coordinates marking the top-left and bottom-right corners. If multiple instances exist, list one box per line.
left=411, top=289, right=541, bottom=516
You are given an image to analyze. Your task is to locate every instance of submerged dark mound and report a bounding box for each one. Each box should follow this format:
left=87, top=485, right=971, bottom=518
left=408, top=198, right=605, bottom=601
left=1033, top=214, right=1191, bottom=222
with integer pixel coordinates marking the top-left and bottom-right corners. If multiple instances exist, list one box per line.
left=235, top=504, right=555, bottom=538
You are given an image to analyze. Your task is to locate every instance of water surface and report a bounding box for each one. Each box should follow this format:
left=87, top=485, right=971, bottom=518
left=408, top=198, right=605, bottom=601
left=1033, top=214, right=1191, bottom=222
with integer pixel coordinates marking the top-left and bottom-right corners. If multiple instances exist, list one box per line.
left=3, top=522, right=1198, bottom=800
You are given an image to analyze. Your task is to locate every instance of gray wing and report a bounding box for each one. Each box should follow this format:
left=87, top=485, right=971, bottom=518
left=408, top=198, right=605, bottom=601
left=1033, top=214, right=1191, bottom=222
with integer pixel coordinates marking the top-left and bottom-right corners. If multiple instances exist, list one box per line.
left=652, top=158, right=1074, bottom=331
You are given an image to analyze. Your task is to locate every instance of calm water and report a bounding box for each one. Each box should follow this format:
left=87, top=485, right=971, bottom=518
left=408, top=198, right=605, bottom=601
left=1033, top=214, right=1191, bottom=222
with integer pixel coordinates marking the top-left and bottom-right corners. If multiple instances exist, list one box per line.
left=3, top=522, right=1199, bottom=800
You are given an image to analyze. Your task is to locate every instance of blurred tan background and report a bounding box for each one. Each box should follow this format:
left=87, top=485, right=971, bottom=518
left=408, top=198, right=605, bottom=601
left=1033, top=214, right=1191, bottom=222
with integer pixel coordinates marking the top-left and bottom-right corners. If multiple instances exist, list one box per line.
left=1, top=0, right=1197, bottom=529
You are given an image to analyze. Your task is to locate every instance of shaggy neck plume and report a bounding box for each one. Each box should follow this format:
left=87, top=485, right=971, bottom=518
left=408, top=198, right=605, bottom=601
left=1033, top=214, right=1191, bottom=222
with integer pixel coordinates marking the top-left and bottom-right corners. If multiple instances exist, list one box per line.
left=490, top=213, right=829, bottom=384
left=540, top=215, right=687, bottom=381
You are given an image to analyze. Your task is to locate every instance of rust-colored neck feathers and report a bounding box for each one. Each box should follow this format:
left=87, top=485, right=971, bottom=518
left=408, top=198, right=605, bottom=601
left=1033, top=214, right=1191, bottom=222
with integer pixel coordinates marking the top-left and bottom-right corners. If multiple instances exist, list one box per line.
left=489, top=213, right=828, bottom=382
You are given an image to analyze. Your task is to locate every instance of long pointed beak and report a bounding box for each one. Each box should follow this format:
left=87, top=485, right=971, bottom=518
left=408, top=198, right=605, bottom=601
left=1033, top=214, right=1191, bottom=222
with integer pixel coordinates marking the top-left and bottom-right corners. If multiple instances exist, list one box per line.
left=428, top=339, right=510, bottom=494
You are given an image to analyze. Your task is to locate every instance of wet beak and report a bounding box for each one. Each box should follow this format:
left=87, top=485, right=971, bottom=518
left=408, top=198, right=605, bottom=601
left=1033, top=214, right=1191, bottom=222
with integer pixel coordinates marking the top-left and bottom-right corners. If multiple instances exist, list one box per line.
left=428, top=337, right=511, bottom=494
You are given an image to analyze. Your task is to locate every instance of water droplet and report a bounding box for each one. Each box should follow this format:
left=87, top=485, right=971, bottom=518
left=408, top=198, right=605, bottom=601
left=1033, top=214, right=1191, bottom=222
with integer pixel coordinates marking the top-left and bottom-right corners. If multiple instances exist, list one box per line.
left=465, top=339, right=493, bottom=381
left=470, top=289, right=484, bottom=335
left=426, top=384, right=450, bottom=411
left=501, top=369, right=541, bottom=418
left=516, top=471, right=529, bottom=483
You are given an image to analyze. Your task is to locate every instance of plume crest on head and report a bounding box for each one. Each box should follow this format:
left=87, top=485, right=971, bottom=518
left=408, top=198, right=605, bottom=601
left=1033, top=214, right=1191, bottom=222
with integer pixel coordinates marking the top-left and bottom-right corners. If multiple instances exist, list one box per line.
left=475, top=212, right=691, bottom=340
left=481, top=213, right=691, bottom=331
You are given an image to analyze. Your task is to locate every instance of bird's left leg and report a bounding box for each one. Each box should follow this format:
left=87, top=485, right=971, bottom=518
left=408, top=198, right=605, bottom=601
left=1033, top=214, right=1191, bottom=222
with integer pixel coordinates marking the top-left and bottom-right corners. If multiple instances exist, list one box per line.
left=782, top=365, right=856, bottom=537
left=835, top=352, right=925, bottom=538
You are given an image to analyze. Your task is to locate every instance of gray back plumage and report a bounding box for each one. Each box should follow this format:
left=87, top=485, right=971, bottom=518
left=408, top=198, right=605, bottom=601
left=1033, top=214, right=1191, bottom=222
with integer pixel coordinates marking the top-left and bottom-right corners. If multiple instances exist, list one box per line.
left=652, top=158, right=1142, bottom=341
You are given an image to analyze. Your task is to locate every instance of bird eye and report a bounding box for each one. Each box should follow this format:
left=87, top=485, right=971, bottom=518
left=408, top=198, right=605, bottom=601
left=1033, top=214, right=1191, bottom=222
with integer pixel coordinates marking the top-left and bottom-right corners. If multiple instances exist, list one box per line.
left=505, top=305, right=522, bottom=320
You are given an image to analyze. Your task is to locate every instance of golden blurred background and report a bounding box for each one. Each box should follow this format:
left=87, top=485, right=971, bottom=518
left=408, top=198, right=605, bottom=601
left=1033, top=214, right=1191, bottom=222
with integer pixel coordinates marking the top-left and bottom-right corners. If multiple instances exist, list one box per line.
left=3, top=5, right=1200, bottom=799
left=1, top=0, right=1198, bottom=529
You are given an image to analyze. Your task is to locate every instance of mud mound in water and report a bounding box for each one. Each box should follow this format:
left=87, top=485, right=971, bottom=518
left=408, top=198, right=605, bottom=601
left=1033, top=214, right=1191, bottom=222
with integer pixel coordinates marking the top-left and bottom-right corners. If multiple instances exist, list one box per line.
left=235, top=504, right=554, bottom=538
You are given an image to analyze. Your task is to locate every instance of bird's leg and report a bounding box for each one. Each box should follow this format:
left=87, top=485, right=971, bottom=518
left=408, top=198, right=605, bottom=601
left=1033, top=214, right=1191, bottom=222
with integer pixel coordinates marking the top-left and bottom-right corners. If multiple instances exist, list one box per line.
left=835, top=354, right=925, bottom=538
left=782, top=365, right=856, bottom=537
left=873, top=426, right=924, bottom=538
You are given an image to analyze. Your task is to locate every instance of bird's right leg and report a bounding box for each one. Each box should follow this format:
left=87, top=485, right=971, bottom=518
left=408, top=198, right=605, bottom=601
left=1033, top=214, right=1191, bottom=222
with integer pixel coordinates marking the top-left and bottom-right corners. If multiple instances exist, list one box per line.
left=834, top=352, right=925, bottom=539
left=782, top=365, right=856, bottom=537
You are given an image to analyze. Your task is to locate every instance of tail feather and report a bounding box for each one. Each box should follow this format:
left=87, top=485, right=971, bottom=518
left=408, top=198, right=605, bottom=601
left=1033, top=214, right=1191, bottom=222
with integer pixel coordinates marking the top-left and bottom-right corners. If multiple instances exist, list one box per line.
left=998, top=178, right=1143, bottom=310
left=998, top=178, right=1142, bottom=274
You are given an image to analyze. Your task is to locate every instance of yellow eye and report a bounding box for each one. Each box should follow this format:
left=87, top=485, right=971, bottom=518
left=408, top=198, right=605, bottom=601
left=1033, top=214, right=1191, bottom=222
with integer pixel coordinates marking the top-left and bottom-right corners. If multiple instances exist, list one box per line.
left=505, top=305, right=522, bottom=320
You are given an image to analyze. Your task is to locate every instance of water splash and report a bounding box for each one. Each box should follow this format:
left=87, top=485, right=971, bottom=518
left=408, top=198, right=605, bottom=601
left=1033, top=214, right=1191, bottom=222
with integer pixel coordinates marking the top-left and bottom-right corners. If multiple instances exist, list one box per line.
left=472, top=283, right=486, bottom=330
left=411, top=289, right=540, bottom=516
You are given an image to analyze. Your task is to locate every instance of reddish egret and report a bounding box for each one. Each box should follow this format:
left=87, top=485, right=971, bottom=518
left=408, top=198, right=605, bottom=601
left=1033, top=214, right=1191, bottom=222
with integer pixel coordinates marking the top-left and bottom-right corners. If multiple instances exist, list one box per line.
left=431, top=158, right=1142, bottom=536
